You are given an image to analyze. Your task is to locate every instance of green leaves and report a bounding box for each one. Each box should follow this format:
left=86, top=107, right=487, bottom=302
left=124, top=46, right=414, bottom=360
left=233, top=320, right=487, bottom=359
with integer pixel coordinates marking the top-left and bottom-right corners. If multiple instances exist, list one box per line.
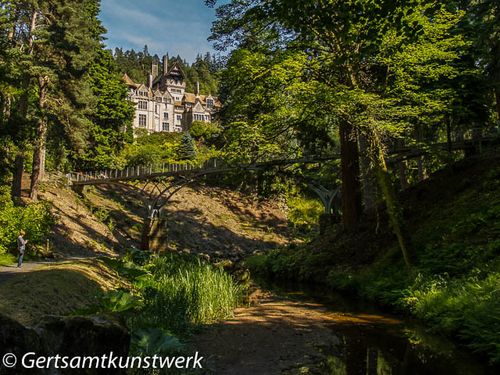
left=100, top=289, right=144, bottom=313
left=0, top=186, right=53, bottom=254
left=131, top=328, right=184, bottom=355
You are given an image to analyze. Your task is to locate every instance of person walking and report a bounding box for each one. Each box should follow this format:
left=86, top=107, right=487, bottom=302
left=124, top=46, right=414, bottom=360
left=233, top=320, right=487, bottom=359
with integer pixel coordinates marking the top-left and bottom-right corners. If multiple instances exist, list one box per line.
left=17, top=230, right=28, bottom=268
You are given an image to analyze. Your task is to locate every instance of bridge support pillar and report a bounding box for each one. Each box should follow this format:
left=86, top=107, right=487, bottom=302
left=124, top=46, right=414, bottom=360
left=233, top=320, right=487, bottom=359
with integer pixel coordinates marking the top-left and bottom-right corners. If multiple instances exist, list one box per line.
left=71, top=184, right=86, bottom=197
left=150, top=218, right=169, bottom=253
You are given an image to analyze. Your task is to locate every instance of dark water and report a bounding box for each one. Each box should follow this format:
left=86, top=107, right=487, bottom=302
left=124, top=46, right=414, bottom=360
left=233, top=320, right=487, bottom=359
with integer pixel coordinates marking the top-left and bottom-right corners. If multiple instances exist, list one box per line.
left=256, top=279, right=497, bottom=375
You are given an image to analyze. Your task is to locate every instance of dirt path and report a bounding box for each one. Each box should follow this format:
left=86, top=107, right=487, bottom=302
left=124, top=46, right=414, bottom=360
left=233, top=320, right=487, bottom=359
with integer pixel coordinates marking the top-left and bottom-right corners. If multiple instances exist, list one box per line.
left=0, top=262, right=48, bottom=283
left=192, top=290, right=403, bottom=375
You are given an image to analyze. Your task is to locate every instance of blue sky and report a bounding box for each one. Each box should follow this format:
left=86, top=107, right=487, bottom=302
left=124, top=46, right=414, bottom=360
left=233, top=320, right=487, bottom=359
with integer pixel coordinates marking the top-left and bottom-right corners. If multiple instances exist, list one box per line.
left=99, top=0, right=224, bottom=63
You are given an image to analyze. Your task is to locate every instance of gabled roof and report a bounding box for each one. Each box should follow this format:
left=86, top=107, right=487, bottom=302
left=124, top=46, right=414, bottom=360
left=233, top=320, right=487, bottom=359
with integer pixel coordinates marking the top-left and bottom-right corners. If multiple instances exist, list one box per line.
left=183, top=92, right=221, bottom=108
left=193, top=101, right=205, bottom=113
left=152, top=61, right=186, bottom=86
left=166, top=61, right=185, bottom=79
left=136, top=83, right=149, bottom=92
left=123, top=73, right=140, bottom=88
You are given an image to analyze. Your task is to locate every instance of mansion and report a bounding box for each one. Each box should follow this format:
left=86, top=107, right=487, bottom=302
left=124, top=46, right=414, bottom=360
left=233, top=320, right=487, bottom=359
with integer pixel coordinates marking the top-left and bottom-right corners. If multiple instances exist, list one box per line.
left=123, top=55, right=220, bottom=133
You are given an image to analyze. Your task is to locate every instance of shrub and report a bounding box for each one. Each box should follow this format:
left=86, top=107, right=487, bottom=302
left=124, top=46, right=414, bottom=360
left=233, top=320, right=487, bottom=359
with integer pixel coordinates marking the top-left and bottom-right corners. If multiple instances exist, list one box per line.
left=287, top=195, right=323, bottom=233
left=0, top=186, right=53, bottom=254
left=404, top=272, right=500, bottom=362
left=189, top=121, right=221, bottom=141
left=176, top=133, right=197, bottom=161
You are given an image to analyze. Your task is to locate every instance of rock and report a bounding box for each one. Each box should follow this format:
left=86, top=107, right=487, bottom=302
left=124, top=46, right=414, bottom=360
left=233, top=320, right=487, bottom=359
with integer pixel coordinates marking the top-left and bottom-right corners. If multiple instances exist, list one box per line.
left=0, top=314, right=43, bottom=375
left=36, top=314, right=130, bottom=360
left=0, top=313, right=129, bottom=375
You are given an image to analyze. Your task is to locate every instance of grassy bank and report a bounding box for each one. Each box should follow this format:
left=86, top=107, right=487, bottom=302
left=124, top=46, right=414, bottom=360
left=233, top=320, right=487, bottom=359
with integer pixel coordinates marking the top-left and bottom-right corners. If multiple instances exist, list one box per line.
left=0, top=259, right=126, bottom=325
left=246, top=154, right=500, bottom=363
left=99, top=251, right=242, bottom=356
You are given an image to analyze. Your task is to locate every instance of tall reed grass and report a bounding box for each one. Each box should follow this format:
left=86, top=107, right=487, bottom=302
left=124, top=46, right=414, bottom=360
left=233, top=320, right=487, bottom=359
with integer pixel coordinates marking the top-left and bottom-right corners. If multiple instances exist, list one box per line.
left=130, top=253, right=242, bottom=335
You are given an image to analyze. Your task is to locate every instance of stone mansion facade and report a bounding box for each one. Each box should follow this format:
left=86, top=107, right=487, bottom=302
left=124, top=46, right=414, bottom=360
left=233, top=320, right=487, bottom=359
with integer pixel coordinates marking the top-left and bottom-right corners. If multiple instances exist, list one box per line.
left=123, top=55, right=220, bottom=133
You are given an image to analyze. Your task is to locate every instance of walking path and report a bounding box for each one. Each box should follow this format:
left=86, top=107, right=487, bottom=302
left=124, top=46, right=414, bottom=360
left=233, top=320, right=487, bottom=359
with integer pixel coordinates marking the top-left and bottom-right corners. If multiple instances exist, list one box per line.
left=0, top=262, right=48, bottom=283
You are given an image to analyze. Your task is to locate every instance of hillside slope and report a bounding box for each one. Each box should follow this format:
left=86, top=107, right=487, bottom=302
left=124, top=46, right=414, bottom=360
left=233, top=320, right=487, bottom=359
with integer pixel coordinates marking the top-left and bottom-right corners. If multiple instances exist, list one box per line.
left=1, top=179, right=292, bottom=326
left=248, top=153, right=500, bottom=363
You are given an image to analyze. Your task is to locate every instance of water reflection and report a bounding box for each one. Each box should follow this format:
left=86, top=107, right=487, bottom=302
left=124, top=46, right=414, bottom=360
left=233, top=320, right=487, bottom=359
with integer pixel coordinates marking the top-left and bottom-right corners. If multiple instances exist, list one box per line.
left=259, top=280, right=497, bottom=375
left=316, top=326, right=490, bottom=375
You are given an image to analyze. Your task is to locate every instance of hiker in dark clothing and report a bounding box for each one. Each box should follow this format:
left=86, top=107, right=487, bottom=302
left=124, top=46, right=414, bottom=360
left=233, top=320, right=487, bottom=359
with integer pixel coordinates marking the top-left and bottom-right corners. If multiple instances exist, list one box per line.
left=17, top=230, right=28, bottom=268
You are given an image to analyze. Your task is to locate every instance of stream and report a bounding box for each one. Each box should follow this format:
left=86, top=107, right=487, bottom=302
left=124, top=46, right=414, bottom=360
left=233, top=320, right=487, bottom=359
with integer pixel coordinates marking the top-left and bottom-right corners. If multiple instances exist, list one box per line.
left=194, top=278, right=497, bottom=375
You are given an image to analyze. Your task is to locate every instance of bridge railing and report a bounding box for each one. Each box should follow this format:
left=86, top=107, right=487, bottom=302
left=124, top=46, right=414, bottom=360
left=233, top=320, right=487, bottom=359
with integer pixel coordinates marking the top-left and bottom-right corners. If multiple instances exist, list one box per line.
left=66, top=154, right=337, bottom=185
left=67, top=158, right=226, bottom=184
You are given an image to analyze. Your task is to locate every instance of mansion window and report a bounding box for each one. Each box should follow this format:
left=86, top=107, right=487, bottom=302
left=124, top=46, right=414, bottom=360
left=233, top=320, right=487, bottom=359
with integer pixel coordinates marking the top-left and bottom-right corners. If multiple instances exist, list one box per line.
left=155, top=104, right=159, bottom=114
left=193, top=113, right=206, bottom=121
left=138, top=100, right=148, bottom=110
left=162, top=122, right=169, bottom=131
left=166, top=98, right=172, bottom=104
left=206, top=98, right=214, bottom=108
left=156, top=97, right=162, bottom=102
left=139, top=114, right=147, bottom=127
left=163, top=112, right=169, bottom=120
left=176, top=114, right=182, bottom=122
left=138, top=90, right=148, bottom=97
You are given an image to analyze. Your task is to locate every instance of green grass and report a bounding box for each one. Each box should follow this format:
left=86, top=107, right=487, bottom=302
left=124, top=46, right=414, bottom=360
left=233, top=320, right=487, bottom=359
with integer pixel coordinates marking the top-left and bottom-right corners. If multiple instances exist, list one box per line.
left=248, top=157, right=500, bottom=363
left=129, top=253, right=242, bottom=335
left=99, top=252, right=242, bottom=358
left=0, top=252, right=16, bottom=266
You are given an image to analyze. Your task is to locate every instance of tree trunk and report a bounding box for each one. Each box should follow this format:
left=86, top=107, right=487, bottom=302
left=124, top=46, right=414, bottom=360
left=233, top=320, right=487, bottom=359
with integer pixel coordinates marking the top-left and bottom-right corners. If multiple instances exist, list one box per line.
left=495, top=86, right=500, bottom=127
left=339, top=121, right=362, bottom=231
left=30, top=118, right=47, bottom=201
left=372, top=137, right=413, bottom=269
left=11, top=154, right=24, bottom=199
left=417, top=156, right=426, bottom=182
left=12, top=75, right=32, bottom=200
left=12, top=9, right=37, bottom=200
left=29, top=77, right=49, bottom=201
left=492, top=38, right=500, bottom=125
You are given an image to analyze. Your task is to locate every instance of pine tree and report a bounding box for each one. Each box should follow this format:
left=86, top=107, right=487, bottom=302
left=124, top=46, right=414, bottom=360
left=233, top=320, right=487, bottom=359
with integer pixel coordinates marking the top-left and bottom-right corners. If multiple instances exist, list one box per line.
left=82, top=49, right=135, bottom=169
left=34, top=1, right=102, bottom=198
left=177, top=133, right=197, bottom=160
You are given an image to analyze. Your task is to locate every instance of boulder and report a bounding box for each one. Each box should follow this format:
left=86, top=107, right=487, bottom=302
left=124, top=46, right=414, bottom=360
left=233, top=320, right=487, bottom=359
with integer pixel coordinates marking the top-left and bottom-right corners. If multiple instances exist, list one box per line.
left=0, top=313, right=130, bottom=375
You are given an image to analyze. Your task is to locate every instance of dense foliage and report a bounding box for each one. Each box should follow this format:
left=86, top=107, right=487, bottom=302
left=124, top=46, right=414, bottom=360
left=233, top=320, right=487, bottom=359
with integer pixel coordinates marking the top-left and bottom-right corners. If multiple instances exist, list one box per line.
left=0, top=187, right=53, bottom=255
left=207, top=0, right=499, bottom=264
left=0, top=0, right=134, bottom=199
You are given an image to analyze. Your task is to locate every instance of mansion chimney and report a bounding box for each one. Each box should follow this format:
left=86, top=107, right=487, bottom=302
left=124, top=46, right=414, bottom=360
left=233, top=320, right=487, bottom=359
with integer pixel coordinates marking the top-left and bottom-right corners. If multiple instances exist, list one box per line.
left=163, top=55, right=168, bottom=75
left=152, top=62, right=159, bottom=78
left=147, top=73, right=153, bottom=89
left=196, top=81, right=200, bottom=96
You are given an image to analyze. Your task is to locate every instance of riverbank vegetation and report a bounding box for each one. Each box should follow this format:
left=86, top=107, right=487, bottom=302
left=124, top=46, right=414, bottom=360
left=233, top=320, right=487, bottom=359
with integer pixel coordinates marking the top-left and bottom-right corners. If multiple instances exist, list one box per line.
left=99, top=251, right=242, bottom=355
left=247, top=154, right=500, bottom=362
